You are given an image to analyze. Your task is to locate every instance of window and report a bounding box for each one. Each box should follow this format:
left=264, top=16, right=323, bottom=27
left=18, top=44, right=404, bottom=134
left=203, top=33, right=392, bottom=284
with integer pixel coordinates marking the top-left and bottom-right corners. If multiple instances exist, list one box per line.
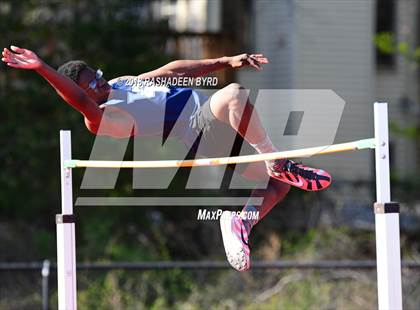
left=376, top=0, right=396, bottom=67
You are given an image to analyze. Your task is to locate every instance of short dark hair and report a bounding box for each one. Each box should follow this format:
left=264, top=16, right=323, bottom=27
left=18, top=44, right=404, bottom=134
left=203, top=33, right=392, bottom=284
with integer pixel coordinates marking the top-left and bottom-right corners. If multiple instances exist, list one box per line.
left=57, top=60, right=88, bottom=83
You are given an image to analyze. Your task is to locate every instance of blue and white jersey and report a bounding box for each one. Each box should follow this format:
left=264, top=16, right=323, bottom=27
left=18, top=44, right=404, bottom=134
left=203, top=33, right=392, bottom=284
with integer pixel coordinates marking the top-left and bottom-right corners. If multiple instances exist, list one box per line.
left=103, top=78, right=206, bottom=145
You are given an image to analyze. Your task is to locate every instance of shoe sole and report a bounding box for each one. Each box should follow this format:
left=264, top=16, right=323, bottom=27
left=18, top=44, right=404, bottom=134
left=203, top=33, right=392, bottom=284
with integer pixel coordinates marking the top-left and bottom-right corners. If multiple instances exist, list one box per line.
left=220, top=211, right=250, bottom=271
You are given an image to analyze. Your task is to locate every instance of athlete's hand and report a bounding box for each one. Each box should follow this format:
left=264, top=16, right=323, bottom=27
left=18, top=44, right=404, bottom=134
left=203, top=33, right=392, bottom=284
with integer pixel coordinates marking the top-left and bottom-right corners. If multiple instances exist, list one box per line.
left=227, top=53, right=269, bottom=71
left=2, top=46, right=43, bottom=70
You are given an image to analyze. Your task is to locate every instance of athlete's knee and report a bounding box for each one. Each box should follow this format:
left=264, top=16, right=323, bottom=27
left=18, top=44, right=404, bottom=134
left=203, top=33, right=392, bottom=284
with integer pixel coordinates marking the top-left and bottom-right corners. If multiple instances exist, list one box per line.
left=225, top=83, right=246, bottom=97
left=225, top=82, right=244, bottom=91
left=224, top=83, right=249, bottom=109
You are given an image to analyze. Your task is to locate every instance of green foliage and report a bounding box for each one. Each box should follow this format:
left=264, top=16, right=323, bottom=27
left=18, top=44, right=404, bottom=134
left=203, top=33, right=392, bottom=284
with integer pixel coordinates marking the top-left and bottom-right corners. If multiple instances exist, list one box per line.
left=390, top=122, right=420, bottom=139
left=415, top=47, right=420, bottom=61
left=0, top=1, right=171, bottom=233
left=0, top=2, right=191, bottom=305
left=374, top=32, right=395, bottom=54
left=374, top=31, right=420, bottom=67
left=76, top=268, right=198, bottom=309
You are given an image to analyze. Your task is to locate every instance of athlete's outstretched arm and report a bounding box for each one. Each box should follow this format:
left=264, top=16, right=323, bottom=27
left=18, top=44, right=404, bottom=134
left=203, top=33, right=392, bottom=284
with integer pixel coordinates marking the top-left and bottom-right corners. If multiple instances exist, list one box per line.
left=138, top=53, right=269, bottom=79
left=2, top=46, right=102, bottom=123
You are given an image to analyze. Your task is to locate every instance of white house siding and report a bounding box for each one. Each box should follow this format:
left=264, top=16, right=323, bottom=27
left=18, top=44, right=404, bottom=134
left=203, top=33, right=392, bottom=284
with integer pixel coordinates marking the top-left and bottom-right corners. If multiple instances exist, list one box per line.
left=239, top=0, right=376, bottom=181
left=293, top=0, right=375, bottom=181
left=238, top=0, right=294, bottom=90
left=375, top=0, right=419, bottom=178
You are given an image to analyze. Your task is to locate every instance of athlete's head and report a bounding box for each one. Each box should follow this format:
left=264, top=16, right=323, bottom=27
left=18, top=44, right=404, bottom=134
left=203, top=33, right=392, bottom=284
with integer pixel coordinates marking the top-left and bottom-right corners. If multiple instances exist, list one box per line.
left=58, top=60, right=111, bottom=104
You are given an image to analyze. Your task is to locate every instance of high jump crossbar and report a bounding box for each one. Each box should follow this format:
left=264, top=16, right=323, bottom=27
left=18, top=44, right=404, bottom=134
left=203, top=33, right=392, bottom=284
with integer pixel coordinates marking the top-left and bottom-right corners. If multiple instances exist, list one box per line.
left=56, top=102, right=402, bottom=310
left=63, top=138, right=375, bottom=169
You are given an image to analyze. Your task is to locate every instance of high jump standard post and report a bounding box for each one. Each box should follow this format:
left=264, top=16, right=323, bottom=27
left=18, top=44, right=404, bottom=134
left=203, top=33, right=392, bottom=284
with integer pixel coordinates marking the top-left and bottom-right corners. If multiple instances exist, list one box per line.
left=373, top=102, right=402, bottom=309
left=57, top=130, right=77, bottom=310
left=56, top=102, right=402, bottom=309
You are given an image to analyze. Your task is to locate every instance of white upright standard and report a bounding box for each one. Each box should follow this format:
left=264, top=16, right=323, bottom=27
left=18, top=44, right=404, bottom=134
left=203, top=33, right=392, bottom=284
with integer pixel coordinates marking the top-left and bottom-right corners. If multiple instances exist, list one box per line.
left=57, top=130, right=77, bottom=310
left=373, top=102, right=403, bottom=310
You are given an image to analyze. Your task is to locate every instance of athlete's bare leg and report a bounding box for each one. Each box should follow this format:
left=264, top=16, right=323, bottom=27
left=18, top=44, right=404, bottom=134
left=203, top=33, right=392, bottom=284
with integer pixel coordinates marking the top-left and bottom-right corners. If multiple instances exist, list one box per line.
left=240, top=162, right=290, bottom=229
left=209, top=82, right=332, bottom=192
left=210, top=83, right=289, bottom=227
left=219, top=160, right=290, bottom=271
left=215, top=83, right=330, bottom=271
left=209, top=83, right=266, bottom=145
left=210, top=83, right=288, bottom=229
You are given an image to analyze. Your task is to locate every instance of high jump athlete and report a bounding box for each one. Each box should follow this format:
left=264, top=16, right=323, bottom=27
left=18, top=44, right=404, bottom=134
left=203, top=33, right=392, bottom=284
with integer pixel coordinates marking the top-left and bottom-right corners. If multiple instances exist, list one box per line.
left=2, top=45, right=331, bottom=271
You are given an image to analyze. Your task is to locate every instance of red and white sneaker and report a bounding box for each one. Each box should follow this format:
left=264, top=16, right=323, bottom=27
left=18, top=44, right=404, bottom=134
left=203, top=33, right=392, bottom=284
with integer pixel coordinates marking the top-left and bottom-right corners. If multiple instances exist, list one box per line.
left=220, top=211, right=250, bottom=272
left=268, top=159, right=332, bottom=191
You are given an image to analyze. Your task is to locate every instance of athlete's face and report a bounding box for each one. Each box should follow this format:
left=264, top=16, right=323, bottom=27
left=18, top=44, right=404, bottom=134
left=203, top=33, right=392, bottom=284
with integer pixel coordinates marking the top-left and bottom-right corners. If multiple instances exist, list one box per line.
left=78, top=67, right=111, bottom=104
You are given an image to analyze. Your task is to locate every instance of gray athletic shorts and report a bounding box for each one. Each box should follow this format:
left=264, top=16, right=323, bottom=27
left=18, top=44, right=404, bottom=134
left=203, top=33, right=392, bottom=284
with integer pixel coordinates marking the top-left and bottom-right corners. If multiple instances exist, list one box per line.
left=187, top=98, right=256, bottom=173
